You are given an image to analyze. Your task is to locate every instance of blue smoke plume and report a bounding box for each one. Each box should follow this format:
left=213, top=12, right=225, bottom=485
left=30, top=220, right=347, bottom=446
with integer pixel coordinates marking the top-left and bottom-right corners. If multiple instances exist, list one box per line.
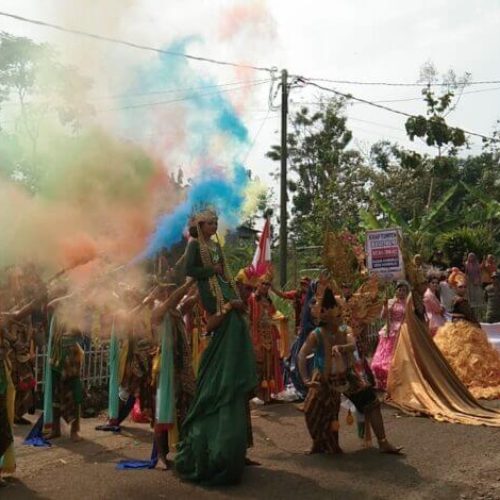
left=126, top=38, right=252, bottom=260
left=140, top=163, right=249, bottom=258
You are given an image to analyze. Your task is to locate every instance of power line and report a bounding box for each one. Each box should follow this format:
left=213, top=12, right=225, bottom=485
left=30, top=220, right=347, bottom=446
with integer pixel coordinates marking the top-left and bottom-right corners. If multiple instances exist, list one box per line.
left=0, top=11, right=274, bottom=74
left=297, top=78, right=498, bottom=142
left=361, top=85, right=500, bottom=105
left=242, top=109, right=275, bottom=163
left=0, top=80, right=272, bottom=126
left=0, top=78, right=271, bottom=107
left=299, top=76, right=500, bottom=87
left=96, top=80, right=271, bottom=113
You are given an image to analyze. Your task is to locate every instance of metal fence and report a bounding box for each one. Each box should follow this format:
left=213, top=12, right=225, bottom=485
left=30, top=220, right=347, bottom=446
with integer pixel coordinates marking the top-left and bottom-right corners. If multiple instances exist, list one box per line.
left=32, top=324, right=382, bottom=393
left=34, top=343, right=111, bottom=393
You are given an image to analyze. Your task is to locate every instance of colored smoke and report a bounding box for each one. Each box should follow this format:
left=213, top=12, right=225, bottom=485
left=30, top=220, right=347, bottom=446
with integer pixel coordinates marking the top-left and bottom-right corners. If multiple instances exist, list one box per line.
left=140, top=163, right=249, bottom=258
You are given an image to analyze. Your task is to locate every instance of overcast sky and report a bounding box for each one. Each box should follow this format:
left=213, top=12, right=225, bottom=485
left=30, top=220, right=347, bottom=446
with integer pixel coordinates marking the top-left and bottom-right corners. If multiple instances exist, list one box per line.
left=2, top=0, right=500, bottom=193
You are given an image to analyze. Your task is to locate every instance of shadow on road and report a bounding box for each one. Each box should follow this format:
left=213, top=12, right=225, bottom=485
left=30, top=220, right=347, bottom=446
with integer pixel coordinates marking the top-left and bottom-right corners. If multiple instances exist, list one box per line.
left=2, top=477, right=50, bottom=500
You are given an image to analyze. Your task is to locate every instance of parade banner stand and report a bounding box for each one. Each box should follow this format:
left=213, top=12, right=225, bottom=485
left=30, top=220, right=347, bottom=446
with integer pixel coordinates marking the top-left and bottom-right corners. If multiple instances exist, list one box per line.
left=365, top=228, right=404, bottom=281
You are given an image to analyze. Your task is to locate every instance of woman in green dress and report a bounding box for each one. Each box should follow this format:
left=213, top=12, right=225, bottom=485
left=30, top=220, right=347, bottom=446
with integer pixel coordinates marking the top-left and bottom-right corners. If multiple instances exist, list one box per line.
left=175, top=209, right=257, bottom=485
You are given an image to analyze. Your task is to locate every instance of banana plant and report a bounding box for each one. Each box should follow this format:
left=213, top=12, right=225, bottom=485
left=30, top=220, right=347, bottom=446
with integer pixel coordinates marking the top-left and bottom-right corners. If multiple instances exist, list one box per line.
left=360, top=184, right=459, bottom=254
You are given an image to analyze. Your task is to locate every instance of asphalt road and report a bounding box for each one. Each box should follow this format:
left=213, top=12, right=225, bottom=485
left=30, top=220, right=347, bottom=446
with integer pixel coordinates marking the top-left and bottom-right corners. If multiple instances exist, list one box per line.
left=4, top=401, right=500, bottom=500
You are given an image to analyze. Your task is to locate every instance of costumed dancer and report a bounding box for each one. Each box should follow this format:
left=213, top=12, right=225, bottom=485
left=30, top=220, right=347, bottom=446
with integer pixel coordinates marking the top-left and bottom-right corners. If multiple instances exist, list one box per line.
left=181, top=286, right=208, bottom=376
left=96, top=287, right=157, bottom=431
left=272, top=277, right=311, bottom=335
left=119, top=288, right=157, bottom=425
left=434, top=271, right=500, bottom=400
left=0, top=317, right=15, bottom=487
left=387, top=246, right=500, bottom=426
left=174, top=209, right=257, bottom=486
left=370, top=281, right=409, bottom=391
left=248, top=276, right=285, bottom=403
left=150, top=278, right=196, bottom=469
left=423, top=273, right=446, bottom=337
left=286, top=269, right=331, bottom=400
left=299, top=287, right=402, bottom=455
left=4, top=267, right=39, bottom=425
left=43, top=294, right=85, bottom=441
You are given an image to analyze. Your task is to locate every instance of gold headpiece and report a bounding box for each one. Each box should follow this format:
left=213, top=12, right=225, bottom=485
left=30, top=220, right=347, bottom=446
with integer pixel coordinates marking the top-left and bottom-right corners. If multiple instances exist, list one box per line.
left=321, top=230, right=382, bottom=333
left=235, top=268, right=259, bottom=288
left=188, top=208, right=218, bottom=229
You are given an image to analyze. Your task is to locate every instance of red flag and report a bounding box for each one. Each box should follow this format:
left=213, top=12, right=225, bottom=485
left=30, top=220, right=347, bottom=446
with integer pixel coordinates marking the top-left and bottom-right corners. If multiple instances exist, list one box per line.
left=249, top=217, right=272, bottom=278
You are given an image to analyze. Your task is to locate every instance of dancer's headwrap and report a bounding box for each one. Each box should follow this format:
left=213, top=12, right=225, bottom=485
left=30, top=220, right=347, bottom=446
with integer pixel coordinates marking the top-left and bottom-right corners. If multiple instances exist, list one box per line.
left=310, top=284, right=343, bottom=324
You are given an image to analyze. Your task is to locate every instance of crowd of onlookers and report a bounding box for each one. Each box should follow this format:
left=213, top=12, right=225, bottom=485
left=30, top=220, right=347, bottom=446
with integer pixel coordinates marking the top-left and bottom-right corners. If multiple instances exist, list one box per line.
left=418, top=251, right=500, bottom=323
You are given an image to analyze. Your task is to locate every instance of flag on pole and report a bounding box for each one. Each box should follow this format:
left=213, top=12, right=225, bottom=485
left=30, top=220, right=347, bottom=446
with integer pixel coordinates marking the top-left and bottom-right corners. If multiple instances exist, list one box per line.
left=249, top=216, right=272, bottom=278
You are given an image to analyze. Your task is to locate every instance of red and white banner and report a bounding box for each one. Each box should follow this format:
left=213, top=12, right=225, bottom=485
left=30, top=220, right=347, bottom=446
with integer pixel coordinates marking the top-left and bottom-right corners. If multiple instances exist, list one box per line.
left=249, top=217, right=272, bottom=277
left=366, top=228, right=404, bottom=281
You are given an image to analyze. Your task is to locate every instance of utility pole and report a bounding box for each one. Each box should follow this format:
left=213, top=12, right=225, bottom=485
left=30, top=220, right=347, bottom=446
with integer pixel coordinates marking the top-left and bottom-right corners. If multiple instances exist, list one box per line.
left=279, top=69, right=288, bottom=288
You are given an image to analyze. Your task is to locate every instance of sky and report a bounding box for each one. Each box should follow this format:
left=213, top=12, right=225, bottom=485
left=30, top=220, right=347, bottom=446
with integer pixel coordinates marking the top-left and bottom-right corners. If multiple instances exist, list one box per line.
left=1, top=0, right=500, bottom=202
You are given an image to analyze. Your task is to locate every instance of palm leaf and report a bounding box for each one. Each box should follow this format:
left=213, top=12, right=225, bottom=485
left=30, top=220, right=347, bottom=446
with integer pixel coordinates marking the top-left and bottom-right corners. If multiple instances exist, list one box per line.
left=460, top=181, right=500, bottom=219
left=358, top=209, right=382, bottom=230
left=371, top=191, right=409, bottom=230
left=419, top=184, right=458, bottom=232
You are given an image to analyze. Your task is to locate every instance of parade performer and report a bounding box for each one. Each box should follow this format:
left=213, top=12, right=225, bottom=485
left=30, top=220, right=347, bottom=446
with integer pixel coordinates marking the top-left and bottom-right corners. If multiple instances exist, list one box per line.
left=371, top=281, right=409, bottom=390
left=3, top=268, right=38, bottom=425
left=44, top=296, right=85, bottom=441
left=248, top=277, right=285, bottom=403
left=119, top=289, right=156, bottom=425
left=387, top=248, right=500, bottom=426
left=423, top=273, right=446, bottom=337
left=181, top=286, right=208, bottom=376
left=299, top=287, right=402, bottom=455
left=286, top=269, right=331, bottom=400
left=174, top=209, right=257, bottom=485
left=434, top=272, right=500, bottom=400
left=0, top=320, right=16, bottom=486
left=272, top=277, right=311, bottom=334
left=150, top=279, right=196, bottom=469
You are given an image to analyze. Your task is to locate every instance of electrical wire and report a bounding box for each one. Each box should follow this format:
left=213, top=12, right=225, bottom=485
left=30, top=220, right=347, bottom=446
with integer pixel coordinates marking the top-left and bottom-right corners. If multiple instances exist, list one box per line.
left=242, top=109, right=276, bottom=163
left=0, top=80, right=272, bottom=126
left=0, top=78, right=271, bottom=108
left=297, top=76, right=500, bottom=87
left=95, top=80, right=271, bottom=113
left=0, top=11, right=274, bottom=73
left=297, top=78, right=498, bottom=142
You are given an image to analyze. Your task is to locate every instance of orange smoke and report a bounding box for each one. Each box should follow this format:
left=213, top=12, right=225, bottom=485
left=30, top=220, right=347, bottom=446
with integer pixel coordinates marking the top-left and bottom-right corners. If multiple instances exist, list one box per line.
left=59, top=233, right=98, bottom=270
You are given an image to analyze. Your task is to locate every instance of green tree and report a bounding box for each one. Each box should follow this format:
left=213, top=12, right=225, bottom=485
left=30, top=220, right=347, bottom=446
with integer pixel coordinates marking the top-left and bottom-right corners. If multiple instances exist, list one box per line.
left=0, top=33, right=93, bottom=190
left=267, top=97, right=369, bottom=246
left=404, top=62, right=469, bottom=208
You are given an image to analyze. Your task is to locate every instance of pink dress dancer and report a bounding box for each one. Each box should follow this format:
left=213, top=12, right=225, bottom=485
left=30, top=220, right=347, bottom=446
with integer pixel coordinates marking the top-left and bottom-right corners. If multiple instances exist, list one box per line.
left=371, top=298, right=406, bottom=390
left=423, top=287, right=446, bottom=337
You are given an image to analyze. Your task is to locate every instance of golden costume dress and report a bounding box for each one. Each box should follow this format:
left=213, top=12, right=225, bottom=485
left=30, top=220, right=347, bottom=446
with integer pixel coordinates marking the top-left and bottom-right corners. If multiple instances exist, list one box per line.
left=387, top=295, right=500, bottom=426
left=434, top=297, right=500, bottom=400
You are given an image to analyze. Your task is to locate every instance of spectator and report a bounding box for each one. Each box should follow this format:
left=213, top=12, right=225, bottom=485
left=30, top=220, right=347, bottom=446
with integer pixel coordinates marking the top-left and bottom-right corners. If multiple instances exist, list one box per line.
left=484, top=272, right=500, bottom=324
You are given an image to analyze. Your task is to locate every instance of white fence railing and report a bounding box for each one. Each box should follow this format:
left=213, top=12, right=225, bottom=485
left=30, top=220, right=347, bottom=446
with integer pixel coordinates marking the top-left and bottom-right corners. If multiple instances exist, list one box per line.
left=34, top=343, right=111, bottom=392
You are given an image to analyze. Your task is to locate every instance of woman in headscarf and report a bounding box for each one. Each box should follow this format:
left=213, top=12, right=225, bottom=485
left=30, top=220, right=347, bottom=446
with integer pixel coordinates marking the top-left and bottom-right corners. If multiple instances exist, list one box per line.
left=464, top=252, right=484, bottom=317
left=481, top=254, right=497, bottom=288
left=370, top=281, right=409, bottom=390
left=174, top=209, right=257, bottom=486
left=434, top=271, right=500, bottom=400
